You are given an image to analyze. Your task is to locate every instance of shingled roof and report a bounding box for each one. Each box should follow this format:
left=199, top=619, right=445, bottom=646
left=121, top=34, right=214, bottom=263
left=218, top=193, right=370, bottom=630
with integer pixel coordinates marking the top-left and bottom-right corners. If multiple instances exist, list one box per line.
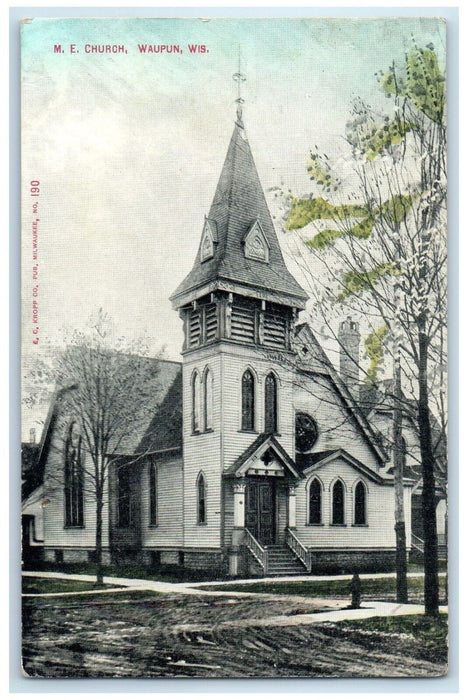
left=136, top=368, right=182, bottom=454
left=170, top=117, right=308, bottom=308
left=116, top=359, right=181, bottom=454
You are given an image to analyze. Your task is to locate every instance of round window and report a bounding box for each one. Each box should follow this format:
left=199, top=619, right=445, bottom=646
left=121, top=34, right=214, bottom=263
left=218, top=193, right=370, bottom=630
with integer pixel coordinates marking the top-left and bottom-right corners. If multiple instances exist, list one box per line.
left=295, top=412, right=318, bottom=453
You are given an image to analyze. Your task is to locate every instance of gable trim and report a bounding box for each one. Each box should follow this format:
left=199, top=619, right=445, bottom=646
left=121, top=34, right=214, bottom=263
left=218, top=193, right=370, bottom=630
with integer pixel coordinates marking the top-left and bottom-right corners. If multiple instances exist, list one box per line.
left=225, top=433, right=300, bottom=479
left=301, top=448, right=388, bottom=484
left=295, top=323, right=387, bottom=464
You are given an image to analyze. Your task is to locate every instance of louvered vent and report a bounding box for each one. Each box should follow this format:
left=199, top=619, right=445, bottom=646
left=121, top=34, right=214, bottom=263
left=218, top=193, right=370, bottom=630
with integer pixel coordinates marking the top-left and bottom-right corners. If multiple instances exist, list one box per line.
left=264, top=311, right=286, bottom=348
left=205, top=304, right=217, bottom=342
left=189, top=309, right=201, bottom=347
left=231, top=304, right=255, bottom=343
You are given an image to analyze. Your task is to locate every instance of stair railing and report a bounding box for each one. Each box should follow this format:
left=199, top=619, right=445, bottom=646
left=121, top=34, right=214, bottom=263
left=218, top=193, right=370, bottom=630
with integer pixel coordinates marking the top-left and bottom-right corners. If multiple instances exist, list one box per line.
left=411, top=533, right=425, bottom=553
left=244, top=528, right=269, bottom=573
left=411, top=532, right=447, bottom=559
left=286, top=528, right=311, bottom=572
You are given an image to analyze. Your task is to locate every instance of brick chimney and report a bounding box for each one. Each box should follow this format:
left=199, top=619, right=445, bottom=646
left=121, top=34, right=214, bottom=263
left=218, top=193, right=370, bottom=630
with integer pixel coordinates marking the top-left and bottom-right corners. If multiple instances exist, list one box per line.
left=338, top=317, right=360, bottom=400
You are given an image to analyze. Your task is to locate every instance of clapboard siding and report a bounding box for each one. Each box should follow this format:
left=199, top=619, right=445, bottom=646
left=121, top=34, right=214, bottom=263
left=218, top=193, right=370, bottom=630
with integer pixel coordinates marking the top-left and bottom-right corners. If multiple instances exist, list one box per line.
left=140, top=456, right=183, bottom=547
left=182, top=341, right=296, bottom=549
left=183, top=350, right=222, bottom=548
left=295, top=456, right=412, bottom=549
left=218, top=344, right=296, bottom=467
left=294, top=376, right=381, bottom=469
left=372, top=411, right=422, bottom=473
left=43, top=443, right=110, bottom=549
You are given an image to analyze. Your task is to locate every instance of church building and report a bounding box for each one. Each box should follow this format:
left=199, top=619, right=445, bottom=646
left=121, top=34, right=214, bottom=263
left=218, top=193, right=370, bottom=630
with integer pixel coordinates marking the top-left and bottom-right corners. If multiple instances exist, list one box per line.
left=33, top=105, right=415, bottom=577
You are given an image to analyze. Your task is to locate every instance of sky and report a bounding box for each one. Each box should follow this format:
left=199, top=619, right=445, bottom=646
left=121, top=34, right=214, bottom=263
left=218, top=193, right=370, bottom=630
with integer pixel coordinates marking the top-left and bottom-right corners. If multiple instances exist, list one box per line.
left=21, top=17, right=446, bottom=361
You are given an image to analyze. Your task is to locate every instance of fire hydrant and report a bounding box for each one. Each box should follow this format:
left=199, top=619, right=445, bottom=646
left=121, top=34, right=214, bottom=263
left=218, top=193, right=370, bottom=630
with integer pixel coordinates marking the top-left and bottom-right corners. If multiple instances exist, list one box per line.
left=349, top=572, right=361, bottom=609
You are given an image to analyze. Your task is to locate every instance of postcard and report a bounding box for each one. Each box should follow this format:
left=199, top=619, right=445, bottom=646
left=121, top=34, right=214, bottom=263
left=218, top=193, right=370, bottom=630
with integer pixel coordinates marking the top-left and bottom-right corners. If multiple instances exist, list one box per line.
left=21, top=17, right=448, bottom=678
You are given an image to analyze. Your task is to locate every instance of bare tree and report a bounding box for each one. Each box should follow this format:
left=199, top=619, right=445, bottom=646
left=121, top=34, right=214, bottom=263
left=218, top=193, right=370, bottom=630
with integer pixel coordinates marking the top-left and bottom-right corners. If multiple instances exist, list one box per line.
left=283, top=44, right=446, bottom=615
left=39, top=309, right=165, bottom=584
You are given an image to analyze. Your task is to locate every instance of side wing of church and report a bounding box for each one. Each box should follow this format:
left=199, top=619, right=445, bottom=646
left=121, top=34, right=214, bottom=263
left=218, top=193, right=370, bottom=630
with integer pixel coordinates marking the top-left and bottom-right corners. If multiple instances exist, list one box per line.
left=36, top=109, right=415, bottom=577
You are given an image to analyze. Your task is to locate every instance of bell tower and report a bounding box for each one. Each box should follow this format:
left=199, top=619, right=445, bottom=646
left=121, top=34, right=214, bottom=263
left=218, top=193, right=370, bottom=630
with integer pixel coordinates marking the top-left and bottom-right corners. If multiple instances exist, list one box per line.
left=170, top=84, right=308, bottom=560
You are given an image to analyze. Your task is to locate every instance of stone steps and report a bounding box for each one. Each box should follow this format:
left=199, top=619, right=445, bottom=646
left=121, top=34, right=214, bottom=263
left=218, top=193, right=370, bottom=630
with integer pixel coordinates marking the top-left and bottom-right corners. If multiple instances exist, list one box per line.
left=265, top=545, right=307, bottom=576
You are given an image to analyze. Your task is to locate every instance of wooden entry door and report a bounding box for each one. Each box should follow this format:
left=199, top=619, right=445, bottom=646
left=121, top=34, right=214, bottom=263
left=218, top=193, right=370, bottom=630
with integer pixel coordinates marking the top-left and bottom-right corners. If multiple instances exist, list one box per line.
left=245, top=479, right=276, bottom=545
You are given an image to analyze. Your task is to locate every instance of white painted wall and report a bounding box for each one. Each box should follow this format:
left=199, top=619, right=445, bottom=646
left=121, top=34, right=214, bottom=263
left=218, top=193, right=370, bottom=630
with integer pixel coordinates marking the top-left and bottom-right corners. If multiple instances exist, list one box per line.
left=295, top=455, right=412, bottom=550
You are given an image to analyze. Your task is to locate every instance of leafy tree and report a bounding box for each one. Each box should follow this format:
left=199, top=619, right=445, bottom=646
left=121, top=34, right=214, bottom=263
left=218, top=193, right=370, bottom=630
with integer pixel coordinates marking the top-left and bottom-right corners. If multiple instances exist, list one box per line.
left=284, top=44, right=446, bottom=615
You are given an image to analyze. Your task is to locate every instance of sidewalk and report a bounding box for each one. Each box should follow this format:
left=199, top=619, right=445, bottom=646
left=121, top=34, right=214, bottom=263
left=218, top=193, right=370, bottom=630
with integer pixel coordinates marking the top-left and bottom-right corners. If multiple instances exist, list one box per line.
left=193, top=570, right=444, bottom=588
left=22, top=570, right=340, bottom=601
left=23, top=568, right=438, bottom=594
left=22, top=570, right=448, bottom=623
left=170, top=601, right=448, bottom=632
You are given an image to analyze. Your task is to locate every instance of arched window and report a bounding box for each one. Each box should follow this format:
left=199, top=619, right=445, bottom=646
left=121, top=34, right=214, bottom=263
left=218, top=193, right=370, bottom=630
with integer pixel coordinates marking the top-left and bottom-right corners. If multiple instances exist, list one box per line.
left=204, top=368, right=213, bottom=431
left=197, top=472, right=206, bottom=524
left=118, top=466, right=132, bottom=528
left=64, top=423, right=84, bottom=527
left=354, top=481, right=366, bottom=525
left=149, top=461, right=158, bottom=526
left=309, top=478, right=322, bottom=524
left=192, top=371, right=201, bottom=433
left=264, top=373, right=278, bottom=433
left=241, top=370, right=255, bottom=431
left=332, top=480, right=345, bottom=525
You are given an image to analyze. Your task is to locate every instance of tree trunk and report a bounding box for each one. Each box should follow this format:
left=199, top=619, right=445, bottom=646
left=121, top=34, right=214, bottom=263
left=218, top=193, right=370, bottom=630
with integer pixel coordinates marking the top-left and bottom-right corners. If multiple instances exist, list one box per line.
left=95, top=488, right=104, bottom=586
left=393, top=346, right=408, bottom=603
left=418, top=326, right=439, bottom=616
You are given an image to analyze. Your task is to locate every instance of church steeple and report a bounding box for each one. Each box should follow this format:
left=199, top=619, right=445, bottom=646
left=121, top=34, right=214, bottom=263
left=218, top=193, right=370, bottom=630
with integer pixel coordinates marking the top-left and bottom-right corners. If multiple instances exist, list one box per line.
left=170, top=116, right=308, bottom=312
left=173, top=95, right=305, bottom=551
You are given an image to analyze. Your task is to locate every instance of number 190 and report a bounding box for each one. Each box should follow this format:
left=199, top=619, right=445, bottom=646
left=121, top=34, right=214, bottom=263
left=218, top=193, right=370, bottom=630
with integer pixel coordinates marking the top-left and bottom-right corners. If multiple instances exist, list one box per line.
left=30, top=180, right=40, bottom=196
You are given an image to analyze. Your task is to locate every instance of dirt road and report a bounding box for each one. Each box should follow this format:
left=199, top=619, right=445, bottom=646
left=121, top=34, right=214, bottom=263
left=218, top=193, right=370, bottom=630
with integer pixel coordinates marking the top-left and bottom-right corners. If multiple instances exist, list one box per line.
left=22, top=592, right=446, bottom=678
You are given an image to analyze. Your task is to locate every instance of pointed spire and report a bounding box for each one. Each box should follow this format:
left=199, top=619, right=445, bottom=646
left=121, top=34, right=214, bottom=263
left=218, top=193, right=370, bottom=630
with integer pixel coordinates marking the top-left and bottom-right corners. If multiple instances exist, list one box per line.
left=170, top=67, right=309, bottom=311
left=232, top=46, right=246, bottom=127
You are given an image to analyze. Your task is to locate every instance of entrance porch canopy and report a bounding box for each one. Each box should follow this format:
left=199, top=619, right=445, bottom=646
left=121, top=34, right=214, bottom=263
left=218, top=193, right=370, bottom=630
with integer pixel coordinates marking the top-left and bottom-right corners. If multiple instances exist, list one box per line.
left=224, top=433, right=300, bottom=480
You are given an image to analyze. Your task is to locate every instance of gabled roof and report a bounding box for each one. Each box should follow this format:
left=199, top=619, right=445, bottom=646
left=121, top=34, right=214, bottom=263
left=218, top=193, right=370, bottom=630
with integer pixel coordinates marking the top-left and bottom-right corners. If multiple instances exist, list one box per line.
left=225, top=433, right=300, bottom=479
left=294, top=323, right=388, bottom=465
left=296, top=448, right=394, bottom=485
left=171, top=118, right=308, bottom=309
left=113, top=359, right=181, bottom=454
left=31, top=359, right=182, bottom=481
left=136, top=368, right=182, bottom=454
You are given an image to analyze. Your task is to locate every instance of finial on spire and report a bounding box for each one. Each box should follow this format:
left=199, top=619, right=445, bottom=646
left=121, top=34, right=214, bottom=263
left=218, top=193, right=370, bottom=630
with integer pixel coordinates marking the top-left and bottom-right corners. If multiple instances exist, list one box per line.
left=232, top=46, right=246, bottom=125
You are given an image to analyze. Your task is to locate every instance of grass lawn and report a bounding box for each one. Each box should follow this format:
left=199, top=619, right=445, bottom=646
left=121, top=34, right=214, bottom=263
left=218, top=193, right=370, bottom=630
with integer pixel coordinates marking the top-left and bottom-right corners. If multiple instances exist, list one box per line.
left=24, top=560, right=229, bottom=583
left=408, top=559, right=447, bottom=573
left=22, top=580, right=163, bottom=601
left=22, top=577, right=124, bottom=595
left=330, top=613, right=448, bottom=666
left=200, top=574, right=447, bottom=603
